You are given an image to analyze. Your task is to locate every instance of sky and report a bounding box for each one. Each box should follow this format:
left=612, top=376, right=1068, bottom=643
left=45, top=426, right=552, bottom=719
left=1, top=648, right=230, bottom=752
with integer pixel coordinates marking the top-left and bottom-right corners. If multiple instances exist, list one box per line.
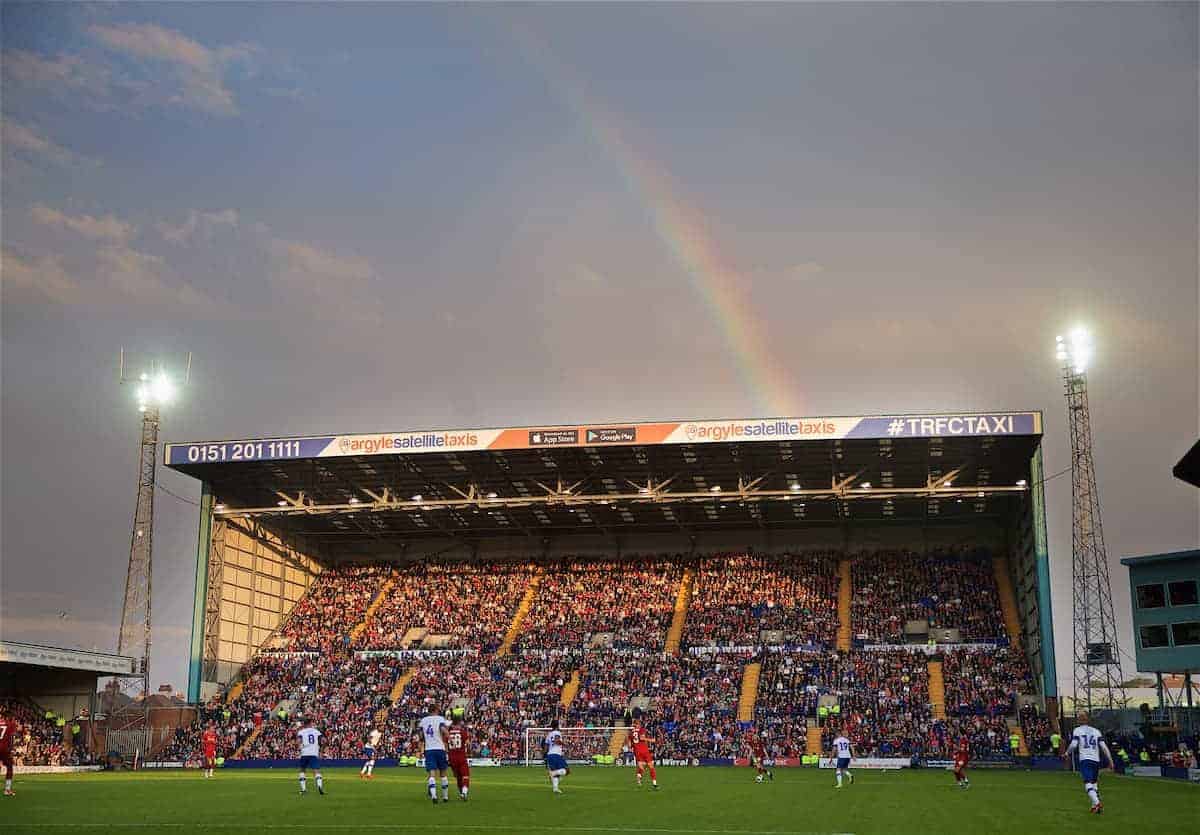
left=1, top=2, right=1197, bottom=695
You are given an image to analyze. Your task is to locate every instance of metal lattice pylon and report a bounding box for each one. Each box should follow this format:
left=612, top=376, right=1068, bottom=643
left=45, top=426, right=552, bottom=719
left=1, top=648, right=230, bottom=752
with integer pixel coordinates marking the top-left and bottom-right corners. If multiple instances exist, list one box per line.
left=1061, top=358, right=1126, bottom=711
left=116, top=405, right=159, bottom=708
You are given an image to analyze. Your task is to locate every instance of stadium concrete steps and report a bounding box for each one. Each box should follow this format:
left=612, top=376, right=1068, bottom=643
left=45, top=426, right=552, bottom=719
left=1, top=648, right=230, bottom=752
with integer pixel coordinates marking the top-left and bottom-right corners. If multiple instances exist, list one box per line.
left=375, top=667, right=416, bottom=725
left=806, top=725, right=823, bottom=757
left=232, top=723, right=264, bottom=760
left=1008, top=719, right=1030, bottom=756
left=497, top=569, right=544, bottom=657
left=349, top=574, right=397, bottom=645
left=928, top=660, right=946, bottom=720
left=560, top=670, right=582, bottom=709
left=737, top=662, right=762, bottom=722
left=663, top=568, right=695, bottom=655
left=607, top=728, right=629, bottom=759
left=225, top=680, right=244, bottom=705
left=992, top=557, right=1023, bottom=648
left=837, top=560, right=853, bottom=652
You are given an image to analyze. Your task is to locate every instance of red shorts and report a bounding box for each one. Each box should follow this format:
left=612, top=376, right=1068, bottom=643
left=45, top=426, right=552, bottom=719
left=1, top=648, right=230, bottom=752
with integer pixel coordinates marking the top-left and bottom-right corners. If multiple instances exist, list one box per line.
left=448, top=752, right=469, bottom=776
left=634, top=746, right=653, bottom=764
left=954, top=757, right=968, bottom=770
left=204, top=752, right=217, bottom=767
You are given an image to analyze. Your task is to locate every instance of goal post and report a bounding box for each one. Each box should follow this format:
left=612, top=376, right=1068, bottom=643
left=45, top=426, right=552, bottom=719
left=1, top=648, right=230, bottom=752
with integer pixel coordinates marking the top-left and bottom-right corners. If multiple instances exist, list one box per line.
left=522, top=726, right=624, bottom=767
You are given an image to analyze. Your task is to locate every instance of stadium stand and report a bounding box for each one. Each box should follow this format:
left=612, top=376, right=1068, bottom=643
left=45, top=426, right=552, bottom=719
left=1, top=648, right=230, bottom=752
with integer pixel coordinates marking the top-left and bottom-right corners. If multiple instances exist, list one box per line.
left=0, top=698, right=66, bottom=766
left=167, top=547, right=1036, bottom=764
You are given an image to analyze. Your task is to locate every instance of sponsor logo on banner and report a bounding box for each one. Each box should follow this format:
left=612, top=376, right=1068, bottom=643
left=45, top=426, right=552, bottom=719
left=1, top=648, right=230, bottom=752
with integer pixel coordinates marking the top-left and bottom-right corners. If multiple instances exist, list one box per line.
left=849, top=413, right=1038, bottom=439
left=336, top=432, right=479, bottom=455
left=682, top=420, right=838, bottom=443
left=586, top=427, right=636, bottom=444
left=529, top=429, right=579, bottom=447
left=16, top=766, right=103, bottom=774
left=355, top=649, right=474, bottom=659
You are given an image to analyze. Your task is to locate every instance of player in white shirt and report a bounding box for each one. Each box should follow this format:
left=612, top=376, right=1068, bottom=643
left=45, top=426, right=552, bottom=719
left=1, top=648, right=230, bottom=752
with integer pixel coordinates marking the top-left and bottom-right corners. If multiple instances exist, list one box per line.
left=360, top=727, right=382, bottom=779
left=296, top=723, right=324, bottom=796
left=419, top=712, right=450, bottom=804
left=1063, top=712, right=1111, bottom=814
left=832, top=734, right=854, bottom=788
left=544, top=719, right=569, bottom=794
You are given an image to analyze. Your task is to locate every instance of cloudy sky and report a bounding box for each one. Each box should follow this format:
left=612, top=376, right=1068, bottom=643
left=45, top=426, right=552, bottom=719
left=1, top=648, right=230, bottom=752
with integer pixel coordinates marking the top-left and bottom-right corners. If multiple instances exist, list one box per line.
left=2, top=3, right=1196, bottom=693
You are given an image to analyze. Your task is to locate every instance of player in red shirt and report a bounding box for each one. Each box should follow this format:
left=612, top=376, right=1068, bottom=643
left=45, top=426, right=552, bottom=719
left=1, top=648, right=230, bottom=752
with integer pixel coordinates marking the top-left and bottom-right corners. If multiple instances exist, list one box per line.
left=629, top=708, right=658, bottom=790
left=446, top=710, right=471, bottom=801
left=0, top=707, right=18, bottom=797
left=953, top=737, right=970, bottom=789
left=202, top=724, right=218, bottom=779
left=747, top=730, right=774, bottom=782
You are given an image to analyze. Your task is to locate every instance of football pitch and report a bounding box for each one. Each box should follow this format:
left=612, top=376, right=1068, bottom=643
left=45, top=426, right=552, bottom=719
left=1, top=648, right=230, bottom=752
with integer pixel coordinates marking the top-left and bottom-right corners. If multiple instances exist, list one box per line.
left=1, top=767, right=1195, bottom=835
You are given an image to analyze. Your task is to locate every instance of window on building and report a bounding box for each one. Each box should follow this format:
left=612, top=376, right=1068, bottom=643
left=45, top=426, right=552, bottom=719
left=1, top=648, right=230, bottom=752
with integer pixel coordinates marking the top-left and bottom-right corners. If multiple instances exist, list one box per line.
left=1138, top=625, right=1170, bottom=649
left=1168, top=580, right=1199, bottom=607
left=1170, top=621, right=1200, bottom=646
left=1136, top=583, right=1166, bottom=609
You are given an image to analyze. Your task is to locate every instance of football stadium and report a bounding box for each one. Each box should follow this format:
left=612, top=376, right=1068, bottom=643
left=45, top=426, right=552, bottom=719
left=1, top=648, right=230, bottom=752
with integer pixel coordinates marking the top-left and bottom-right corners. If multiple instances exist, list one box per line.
left=4, top=412, right=1196, bottom=833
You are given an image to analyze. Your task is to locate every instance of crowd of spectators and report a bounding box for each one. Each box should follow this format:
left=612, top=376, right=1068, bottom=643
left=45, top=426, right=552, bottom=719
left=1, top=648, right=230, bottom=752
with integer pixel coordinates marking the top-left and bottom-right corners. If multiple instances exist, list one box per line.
left=684, top=552, right=840, bottom=649
left=513, top=557, right=682, bottom=653
left=851, top=548, right=1006, bottom=643
left=280, top=563, right=394, bottom=652
left=0, top=698, right=65, bottom=765
left=149, top=548, right=1062, bottom=765
left=357, top=562, right=535, bottom=652
left=942, top=648, right=1034, bottom=717
left=1019, top=702, right=1053, bottom=754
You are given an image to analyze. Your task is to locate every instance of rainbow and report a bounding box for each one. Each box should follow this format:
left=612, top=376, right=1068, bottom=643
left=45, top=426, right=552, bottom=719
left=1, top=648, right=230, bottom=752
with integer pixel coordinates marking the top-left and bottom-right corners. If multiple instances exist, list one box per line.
left=509, top=26, right=802, bottom=416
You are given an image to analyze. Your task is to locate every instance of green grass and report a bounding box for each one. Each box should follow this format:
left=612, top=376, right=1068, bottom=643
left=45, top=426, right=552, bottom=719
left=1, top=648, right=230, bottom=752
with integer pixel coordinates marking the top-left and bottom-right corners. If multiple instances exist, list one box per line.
left=1, top=766, right=1195, bottom=835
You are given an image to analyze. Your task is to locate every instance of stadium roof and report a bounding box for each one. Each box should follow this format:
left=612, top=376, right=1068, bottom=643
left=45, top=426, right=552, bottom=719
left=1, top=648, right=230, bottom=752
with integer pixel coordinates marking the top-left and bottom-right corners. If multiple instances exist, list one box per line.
left=166, top=411, right=1043, bottom=545
left=1119, top=549, right=1200, bottom=567
left=0, top=640, right=136, bottom=676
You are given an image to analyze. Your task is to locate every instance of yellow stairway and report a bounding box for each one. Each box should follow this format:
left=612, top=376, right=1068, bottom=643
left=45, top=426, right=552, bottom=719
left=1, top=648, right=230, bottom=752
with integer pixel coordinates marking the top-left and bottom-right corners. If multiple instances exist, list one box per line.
left=837, top=560, right=853, bottom=652
left=806, top=725, right=824, bottom=756
left=928, top=660, right=946, bottom=720
left=560, top=671, right=582, bottom=709
left=349, top=575, right=397, bottom=644
left=607, top=727, right=629, bottom=758
left=992, top=557, right=1023, bottom=648
left=225, top=680, right=244, bottom=705
left=375, top=666, right=416, bottom=725
left=231, top=723, right=264, bottom=759
left=497, top=569, right=543, bottom=657
left=737, top=662, right=762, bottom=722
left=663, top=568, right=695, bottom=655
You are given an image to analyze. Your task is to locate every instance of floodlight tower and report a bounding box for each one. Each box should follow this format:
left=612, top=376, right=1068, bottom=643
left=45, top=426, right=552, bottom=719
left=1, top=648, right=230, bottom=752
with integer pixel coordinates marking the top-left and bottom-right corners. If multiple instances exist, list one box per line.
left=1056, top=330, right=1126, bottom=711
left=115, top=351, right=189, bottom=712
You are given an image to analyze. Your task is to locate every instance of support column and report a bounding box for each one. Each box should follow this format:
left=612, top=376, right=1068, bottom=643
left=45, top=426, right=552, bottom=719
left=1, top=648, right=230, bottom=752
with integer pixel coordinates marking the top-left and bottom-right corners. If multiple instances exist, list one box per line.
left=187, top=484, right=213, bottom=703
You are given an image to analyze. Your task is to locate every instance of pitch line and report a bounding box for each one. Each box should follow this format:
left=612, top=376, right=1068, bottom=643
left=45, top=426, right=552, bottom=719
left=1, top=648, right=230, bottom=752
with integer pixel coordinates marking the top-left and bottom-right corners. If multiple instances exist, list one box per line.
left=3, top=826, right=855, bottom=835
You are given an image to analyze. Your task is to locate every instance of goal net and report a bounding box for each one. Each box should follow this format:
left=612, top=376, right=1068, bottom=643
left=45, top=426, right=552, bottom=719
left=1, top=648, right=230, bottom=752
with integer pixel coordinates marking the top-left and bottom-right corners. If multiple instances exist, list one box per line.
left=522, top=726, right=623, bottom=767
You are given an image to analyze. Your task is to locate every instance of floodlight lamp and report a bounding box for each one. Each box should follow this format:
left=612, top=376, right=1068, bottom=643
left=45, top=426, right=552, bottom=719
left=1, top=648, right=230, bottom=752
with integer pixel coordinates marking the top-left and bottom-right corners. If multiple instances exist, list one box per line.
left=348, top=497, right=360, bottom=504
left=710, top=485, right=722, bottom=493
left=789, top=483, right=802, bottom=491
left=277, top=500, right=288, bottom=507
left=861, top=482, right=872, bottom=489
left=942, top=480, right=952, bottom=487
left=412, top=494, right=423, bottom=502
left=486, top=491, right=498, bottom=499
left=1016, top=479, right=1027, bottom=487
left=151, top=373, right=175, bottom=405
left=214, top=503, right=226, bottom=511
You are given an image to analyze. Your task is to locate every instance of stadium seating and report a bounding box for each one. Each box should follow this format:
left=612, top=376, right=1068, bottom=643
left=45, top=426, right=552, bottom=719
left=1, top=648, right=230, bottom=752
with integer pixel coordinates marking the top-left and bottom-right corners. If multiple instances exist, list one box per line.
left=850, top=548, right=1007, bottom=644
left=0, top=698, right=65, bottom=766
left=356, top=562, right=536, bottom=652
left=167, top=548, right=1042, bottom=764
left=683, top=552, right=840, bottom=649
